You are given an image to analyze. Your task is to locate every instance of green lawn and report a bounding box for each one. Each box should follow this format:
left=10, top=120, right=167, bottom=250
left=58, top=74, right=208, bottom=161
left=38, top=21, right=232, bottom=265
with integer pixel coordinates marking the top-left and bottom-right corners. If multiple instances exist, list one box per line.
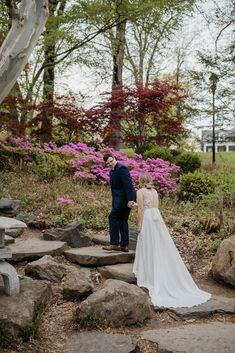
left=197, top=152, right=235, bottom=171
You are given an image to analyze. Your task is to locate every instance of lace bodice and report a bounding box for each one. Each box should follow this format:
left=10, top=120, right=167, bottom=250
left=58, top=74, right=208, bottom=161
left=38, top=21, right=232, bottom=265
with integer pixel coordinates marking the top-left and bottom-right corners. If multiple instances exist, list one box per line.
left=143, top=188, right=159, bottom=209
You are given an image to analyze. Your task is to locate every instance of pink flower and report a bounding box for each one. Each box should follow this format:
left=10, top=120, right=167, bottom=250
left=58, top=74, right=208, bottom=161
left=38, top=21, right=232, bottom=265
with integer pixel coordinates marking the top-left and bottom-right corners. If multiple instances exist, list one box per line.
left=57, top=197, right=74, bottom=204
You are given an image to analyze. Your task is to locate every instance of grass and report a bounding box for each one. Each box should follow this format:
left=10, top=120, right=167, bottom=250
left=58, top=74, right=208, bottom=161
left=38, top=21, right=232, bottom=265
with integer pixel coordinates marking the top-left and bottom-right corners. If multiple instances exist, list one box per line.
left=0, top=159, right=234, bottom=255
left=197, top=152, right=235, bottom=171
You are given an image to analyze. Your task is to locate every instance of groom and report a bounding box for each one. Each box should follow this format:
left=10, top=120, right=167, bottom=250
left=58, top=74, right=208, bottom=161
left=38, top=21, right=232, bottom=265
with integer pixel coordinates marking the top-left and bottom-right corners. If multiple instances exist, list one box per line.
left=103, top=153, right=136, bottom=252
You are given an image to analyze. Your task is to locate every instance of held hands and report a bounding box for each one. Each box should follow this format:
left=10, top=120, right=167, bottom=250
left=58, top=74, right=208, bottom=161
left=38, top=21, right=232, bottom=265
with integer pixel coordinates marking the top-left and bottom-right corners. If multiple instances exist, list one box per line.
left=127, top=201, right=138, bottom=209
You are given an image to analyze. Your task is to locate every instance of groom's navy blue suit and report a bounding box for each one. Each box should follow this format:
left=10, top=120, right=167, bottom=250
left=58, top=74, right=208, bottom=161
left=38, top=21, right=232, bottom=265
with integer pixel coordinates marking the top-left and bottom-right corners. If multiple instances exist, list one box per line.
left=109, top=162, right=136, bottom=247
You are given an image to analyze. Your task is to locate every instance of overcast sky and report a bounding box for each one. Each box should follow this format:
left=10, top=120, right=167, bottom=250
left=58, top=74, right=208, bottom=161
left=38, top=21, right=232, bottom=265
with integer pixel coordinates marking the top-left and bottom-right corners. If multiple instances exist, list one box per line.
left=56, top=0, right=232, bottom=118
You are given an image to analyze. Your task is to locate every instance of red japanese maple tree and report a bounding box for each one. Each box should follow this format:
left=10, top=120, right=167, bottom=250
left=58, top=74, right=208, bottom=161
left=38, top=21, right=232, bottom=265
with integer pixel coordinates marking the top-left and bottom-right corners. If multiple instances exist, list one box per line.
left=83, top=80, right=187, bottom=148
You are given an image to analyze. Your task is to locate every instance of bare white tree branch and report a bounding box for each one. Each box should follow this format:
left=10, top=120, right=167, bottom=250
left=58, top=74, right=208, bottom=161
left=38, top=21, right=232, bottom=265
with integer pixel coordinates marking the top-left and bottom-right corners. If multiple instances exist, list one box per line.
left=0, top=0, right=49, bottom=104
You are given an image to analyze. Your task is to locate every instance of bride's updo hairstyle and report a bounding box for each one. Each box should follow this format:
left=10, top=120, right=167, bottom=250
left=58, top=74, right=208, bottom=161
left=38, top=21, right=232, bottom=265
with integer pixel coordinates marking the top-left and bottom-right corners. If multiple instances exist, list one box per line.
left=138, top=172, right=154, bottom=189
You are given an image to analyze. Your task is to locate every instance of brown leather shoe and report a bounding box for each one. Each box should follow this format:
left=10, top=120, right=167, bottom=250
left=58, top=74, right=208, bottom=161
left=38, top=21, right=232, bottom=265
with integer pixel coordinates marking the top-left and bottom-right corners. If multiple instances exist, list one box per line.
left=120, top=246, right=129, bottom=252
left=102, top=245, right=121, bottom=251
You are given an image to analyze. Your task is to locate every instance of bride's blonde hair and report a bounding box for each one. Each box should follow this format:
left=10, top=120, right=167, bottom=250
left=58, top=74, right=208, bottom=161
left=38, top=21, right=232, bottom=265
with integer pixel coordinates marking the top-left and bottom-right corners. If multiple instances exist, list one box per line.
left=138, top=172, right=154, bottom=189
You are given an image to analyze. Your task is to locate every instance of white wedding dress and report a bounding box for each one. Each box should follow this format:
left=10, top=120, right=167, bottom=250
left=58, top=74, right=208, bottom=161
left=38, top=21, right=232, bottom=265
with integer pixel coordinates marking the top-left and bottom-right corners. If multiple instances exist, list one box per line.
left=133, top=188, right=211, bottom=308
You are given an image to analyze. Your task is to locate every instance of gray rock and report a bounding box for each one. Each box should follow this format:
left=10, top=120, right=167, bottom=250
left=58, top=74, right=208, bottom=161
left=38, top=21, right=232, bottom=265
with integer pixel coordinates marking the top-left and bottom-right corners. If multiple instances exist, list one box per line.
left=92, top=229, right=138, bottom=251
left=0, top=198, right=21, bottom=217
left=4, top=234, right=15, bottom=245
left=141, top=322, right=235, bottom=353
left=212, top=235, right=235, bottom=288
left=62, top=267, right=94, bottom=300
left=43, top=221, right=92, bottom=248
left=91, top=233, right=109, bottom=246
left=64, top=246, right=135, bottom=267
left=5, top=228, right=24, bottom=238
left=0, top=216, right=27, bottom=230
left=8, top=238, right=67, bottom=262
left=166, top=295, right=235, bottom=320
left=0, top=276, right=52, bottom=336
left=97, top=263, right=136, bottom=284
left=64, top=332, right=136, bottom=353
left=77, top=279, right=151, bottom=327
left=16, top=213, right=45, bottom=229
left=25, top=255, right=68, bottom=282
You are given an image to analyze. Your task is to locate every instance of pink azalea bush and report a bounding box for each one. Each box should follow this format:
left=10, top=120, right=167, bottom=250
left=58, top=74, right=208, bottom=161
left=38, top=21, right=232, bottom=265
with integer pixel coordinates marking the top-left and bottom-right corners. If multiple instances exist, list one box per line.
left=0, top=137, right=180, bottom=193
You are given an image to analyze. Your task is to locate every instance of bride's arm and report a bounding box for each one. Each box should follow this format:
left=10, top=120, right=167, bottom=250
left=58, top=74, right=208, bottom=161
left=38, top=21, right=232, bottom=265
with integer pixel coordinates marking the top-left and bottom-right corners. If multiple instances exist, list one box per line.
left=137, top=189, right=144, bottom=232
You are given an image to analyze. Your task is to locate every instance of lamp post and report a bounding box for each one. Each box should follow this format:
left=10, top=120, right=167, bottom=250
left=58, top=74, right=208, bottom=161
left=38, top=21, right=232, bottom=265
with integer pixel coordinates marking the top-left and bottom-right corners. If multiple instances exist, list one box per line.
left=209, top=72, right=219, bottom=163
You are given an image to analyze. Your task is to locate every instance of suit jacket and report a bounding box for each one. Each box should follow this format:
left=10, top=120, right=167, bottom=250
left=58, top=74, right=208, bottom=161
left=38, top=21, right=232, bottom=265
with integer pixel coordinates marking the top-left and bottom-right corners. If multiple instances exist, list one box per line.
left=110, top=162, right=136, bottom=209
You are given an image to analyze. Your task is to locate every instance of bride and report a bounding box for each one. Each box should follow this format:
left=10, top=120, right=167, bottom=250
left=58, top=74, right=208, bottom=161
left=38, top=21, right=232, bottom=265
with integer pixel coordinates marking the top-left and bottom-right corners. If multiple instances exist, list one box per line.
left=133, top=172, right=211, bottom=308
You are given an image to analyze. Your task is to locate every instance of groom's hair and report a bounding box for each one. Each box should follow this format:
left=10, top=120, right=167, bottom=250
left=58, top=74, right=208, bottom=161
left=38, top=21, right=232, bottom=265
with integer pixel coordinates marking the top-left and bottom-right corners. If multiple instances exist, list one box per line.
left=103, top=153, right=113, bottom=163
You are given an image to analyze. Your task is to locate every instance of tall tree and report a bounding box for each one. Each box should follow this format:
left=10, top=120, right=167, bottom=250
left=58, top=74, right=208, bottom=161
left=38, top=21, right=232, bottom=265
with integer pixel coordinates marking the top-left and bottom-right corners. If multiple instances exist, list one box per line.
left=0, top=0, right=49, bottom=105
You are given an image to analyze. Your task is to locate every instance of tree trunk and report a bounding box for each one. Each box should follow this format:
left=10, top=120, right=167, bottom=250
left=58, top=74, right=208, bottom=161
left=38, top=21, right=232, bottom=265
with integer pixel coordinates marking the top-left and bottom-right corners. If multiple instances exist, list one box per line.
left=40, top=0, right=66, bottom=143
left=0, top=0, right=49, bottom=105
left=109, top=19, right=126, bottom=150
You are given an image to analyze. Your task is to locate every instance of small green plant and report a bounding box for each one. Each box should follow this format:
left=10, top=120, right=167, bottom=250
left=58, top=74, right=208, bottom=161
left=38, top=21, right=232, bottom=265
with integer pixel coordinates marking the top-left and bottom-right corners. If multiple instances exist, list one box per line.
left=0, top=322, right=17, bottom=348
left=208, top=238, right=222, bottom=253
left=175, top=151, right=201, bottom=173
left=194, top=239, right=205, bottom=257
left=190, top=221, right=203, bottom=236
left=174, top=222, right=186, bottom=234
left=74, top=311, right=109, bottom=329
left=165, top=215, right=177, bottom=227
left=20, top=304, right=45, bottom=341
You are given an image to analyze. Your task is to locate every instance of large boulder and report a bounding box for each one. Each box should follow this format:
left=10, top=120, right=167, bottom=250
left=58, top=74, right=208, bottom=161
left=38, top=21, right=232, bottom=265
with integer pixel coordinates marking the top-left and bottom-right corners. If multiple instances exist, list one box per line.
left=62, top=267, right=94, bottom=301
left=97, top=263, right=136, bottom=284
left=25, top=255, right=68, bottom=282
left=76, top=279, right=151, bottom=327
left=212, top=235, right=235, bottom=288
left=43, top=221, right=92, bottom=248
left=0, top=276, right=52, bottom=337
left=0, top=198, right=21, bottom=217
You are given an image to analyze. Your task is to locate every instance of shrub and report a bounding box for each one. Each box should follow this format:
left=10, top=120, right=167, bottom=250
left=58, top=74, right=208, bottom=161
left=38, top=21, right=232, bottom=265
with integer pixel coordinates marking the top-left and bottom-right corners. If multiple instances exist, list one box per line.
left=135, top=144, right=153, bottom=155
left=190, top=220, right=203, bottom=235
left=208, top=238, right=222, bottom=252
left=143, top=146, right=174, bottom=162
left=74, top=311, right=108, bottom=329
left=180, top=172, right=215, bottom=200
left=175, top=151, right=201, bottom=173
left=33, top=152, right=67, bottom=182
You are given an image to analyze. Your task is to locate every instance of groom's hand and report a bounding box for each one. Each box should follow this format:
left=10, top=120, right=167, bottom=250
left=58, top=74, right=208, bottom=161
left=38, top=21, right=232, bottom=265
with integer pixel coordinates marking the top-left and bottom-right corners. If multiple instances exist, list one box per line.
left=128, top=201, right=136, bottom=208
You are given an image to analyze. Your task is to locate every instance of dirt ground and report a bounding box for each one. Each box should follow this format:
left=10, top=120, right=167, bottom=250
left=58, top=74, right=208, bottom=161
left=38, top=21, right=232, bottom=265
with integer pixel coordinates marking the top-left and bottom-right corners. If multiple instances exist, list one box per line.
left=2, top=228, right=235, bottom=353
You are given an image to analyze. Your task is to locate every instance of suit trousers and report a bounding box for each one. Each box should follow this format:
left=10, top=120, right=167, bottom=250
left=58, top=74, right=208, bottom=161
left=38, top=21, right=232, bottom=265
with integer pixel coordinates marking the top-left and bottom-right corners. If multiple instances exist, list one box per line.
left=109, top=207, right=131, bottom=246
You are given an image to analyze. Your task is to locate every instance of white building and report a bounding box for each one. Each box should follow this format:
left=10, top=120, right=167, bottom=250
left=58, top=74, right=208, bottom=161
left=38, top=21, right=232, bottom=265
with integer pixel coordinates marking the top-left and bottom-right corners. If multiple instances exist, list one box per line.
left=201, top=129, right=235, bottom=152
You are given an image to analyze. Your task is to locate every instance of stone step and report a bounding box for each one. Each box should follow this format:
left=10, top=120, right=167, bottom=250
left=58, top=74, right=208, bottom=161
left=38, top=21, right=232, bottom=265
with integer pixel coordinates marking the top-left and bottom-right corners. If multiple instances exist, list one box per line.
left=164, top=295, right=235, bottom=320
left=64, top=246, right=135, bottom=267
left=65, top=332, right=135, bottom=353
left=97, top=263, right=136, bottom=283
left=141, top=322, right=235, bottom=353
left=8, top=238, right=67, bottom=262
left=91, top=229, right=138, bottom=251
